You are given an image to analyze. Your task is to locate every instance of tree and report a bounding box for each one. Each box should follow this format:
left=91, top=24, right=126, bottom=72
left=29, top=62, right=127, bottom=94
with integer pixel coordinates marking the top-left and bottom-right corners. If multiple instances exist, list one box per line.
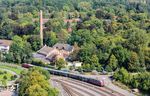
left=55, top=58, right=67, bottom=69
left=0, top=23, right=13, bottom=39
left=27, top=35, right=41, bottom=51
left=113, top=67, right=131, bottom=84
left=45, top=32, right=58, bottom=46
left=69, top=42, right=80, bottom=61
left=29, top=67, right=50, bottom=80
left=5, top=35, right=32, bottom=64
left=128, top=52, right=141, bottom=72
left=68, top=29, right=94, bottom=46
left=83, top=17, right=103, bottom=30
left=3, top=75, right=7, bottom=80
left=79, top=43, right=96, bottom=63
left=125, top=28, right=149, bottom=52
left=89, top=55, right=100, bottom=69
left=78, top=2, right=91, bottom=11
left=105, top=54, right=118, bottom=72
left=95, top=9, right=105, bottom=19
left=27, top=84, right=48, bottom=96
left=45, top=18, right=64, bottom=33
left=112, top=46, right=131, bottom=69
left=19, top=67, right=58, bottom=96
left=57, top=29, right=69, bottom=43
left=82, top=63, right=92, bottom=72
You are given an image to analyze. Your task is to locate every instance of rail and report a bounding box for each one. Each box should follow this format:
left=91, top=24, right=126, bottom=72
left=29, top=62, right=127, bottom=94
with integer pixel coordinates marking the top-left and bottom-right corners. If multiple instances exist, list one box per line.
left=52, top=76, right=125, bottom=96
left=53, top=79, right=90, bottom=96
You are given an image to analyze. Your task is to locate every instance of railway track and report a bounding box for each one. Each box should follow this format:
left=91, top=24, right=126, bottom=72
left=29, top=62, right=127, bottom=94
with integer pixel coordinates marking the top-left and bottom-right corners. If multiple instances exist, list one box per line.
left=61, top=84, right=76, bottom=96
left=61, top=83, right=85, bottom=96
left=104, top=86, right=125, bottom=96
left=66, top=78, right=125, bottom=96
left=63, top=79, right=108, bottom=96
left=63, top=78, right=115, bottom=96
left=52, top=76, right=125, bottom=96
left=53, top=78, right=97, bottom=96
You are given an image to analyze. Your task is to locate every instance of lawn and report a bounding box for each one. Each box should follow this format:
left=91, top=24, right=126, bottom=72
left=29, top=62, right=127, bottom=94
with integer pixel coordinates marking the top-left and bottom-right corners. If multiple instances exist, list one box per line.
left=0, top=63, right=24, bottom=74
left=0, top=70, right=13, bottom=81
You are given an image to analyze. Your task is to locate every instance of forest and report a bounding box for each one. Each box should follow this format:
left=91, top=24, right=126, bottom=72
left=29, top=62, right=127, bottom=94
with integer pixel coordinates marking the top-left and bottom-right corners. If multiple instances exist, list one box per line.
left=0, top=0, right=150, bottom=93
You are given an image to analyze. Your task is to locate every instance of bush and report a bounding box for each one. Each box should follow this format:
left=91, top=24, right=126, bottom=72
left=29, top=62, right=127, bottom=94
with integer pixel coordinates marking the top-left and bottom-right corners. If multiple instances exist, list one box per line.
left=3, top=75, right=8, bottom=80
left=113, top=68, right=131, bottom=84
left=11, top=75, right=18, bottom=80
left=31, top=59, right=49, bottom=67
left=114, top=69, right=150, bottom=93
left=0, top=71, right=4, bottom=75
left=4, top=71, right=7, bottom=74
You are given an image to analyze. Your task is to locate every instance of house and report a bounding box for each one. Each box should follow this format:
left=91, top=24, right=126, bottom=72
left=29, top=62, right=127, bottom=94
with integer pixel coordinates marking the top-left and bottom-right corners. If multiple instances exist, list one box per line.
left=53, top=43, right=74, bottom=52
left=0, top=39, right=12, bottom=53
left=33, top=43, right=74, bottom=63
left=67, top=61, right=82, bottom=68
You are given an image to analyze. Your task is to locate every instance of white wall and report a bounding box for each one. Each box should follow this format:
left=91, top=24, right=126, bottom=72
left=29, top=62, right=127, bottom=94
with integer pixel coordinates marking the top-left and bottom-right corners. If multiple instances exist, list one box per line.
left=0, top=46, right=10, bottom=52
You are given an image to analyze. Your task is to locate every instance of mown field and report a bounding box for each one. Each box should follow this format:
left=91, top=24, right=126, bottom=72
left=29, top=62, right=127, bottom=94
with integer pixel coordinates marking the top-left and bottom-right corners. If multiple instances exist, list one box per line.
left=0, top=62, right=24, bottom=74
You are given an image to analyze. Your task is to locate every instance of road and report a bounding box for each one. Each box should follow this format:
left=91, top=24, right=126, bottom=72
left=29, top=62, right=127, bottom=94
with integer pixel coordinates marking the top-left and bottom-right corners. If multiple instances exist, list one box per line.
left=50, top=75, right=135, bottom=96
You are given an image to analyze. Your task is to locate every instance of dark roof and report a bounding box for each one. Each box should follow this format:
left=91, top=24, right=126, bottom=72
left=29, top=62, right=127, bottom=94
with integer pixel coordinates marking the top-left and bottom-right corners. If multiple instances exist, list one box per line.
left=53, top=43, right=73, bottom=51
left=37, top=45, right=53, bottom=56
left=46, top=54, right=57, bottom=61
left=0, top=40, right=12, bottom=47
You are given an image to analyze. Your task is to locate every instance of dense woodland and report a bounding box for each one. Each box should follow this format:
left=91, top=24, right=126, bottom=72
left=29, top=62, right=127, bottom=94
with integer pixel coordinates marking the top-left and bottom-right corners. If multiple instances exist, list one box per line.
left=0, top=0, right=150, bottom=93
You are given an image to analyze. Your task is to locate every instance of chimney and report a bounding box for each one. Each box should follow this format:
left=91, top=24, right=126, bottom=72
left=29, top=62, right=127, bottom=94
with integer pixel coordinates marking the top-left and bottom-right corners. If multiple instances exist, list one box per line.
left=40, top=10, right=43, bottom=46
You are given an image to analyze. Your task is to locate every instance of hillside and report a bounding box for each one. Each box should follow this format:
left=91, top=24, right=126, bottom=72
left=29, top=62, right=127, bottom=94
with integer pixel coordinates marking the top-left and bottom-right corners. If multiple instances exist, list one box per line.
left=0, top=0, right=150, bottom=94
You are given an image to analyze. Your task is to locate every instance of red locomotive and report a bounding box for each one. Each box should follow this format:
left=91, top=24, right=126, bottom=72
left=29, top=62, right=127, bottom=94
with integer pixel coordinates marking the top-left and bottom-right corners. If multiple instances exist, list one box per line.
left=22, top=63, right=34, bottom=68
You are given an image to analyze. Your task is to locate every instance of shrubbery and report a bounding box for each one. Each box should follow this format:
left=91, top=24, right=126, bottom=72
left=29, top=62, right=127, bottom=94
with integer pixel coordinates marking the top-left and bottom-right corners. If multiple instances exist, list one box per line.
left=11, top=75, right=18, bottom=80
left=113, top=68, right=150, bottom=93
left=31, top=59, right=49, bottom=67
left=19, top=67, right=58, bottom=96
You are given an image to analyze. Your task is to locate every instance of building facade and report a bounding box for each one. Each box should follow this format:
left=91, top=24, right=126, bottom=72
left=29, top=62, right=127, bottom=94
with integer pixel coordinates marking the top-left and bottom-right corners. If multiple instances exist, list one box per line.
left=0, top=40, right=12, bottom=53
left=33, top=43, right=74, bottom=63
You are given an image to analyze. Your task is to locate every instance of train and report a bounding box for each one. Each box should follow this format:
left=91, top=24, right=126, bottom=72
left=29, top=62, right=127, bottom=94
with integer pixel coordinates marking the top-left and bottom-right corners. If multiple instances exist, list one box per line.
left=45, top=68, right=105, bottom=87
left=22, top=63, right=105, bottom=87
left=22, top=63, right=34, bottom=68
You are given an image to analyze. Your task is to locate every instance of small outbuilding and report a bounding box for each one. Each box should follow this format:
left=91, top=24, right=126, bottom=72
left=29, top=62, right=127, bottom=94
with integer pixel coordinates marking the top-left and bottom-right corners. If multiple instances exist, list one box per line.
left=0, top=39, right=12, bottom=53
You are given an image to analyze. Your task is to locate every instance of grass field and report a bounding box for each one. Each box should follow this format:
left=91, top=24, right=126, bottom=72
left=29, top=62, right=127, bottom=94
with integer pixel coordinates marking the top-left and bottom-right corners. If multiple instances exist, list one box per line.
left=0, top=62, right=24, bottom=74
left=0, top=70, right=13, bottom=81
